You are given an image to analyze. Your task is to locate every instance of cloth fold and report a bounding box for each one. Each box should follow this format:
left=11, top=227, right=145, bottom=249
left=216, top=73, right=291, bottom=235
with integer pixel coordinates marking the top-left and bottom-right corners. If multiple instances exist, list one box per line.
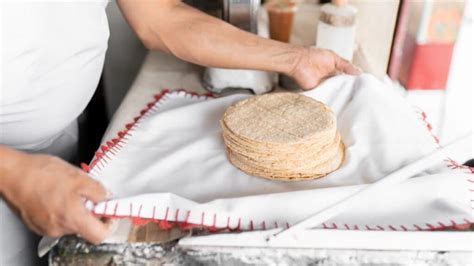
left=87, top=74, right=473, bottom=232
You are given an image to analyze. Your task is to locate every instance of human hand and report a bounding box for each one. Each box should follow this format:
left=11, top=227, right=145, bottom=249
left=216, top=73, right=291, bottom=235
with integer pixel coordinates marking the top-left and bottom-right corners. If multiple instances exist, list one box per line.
left=0, top=151, right=110, bottom=244
left=288, top=47, right=362, bottom=90
left=117, top=0, right=360, bottom=90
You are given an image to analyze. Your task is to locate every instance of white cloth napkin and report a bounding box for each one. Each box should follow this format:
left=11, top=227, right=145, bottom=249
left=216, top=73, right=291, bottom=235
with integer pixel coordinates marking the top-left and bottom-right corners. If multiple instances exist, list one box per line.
left=87, top=74, right=473, bottom=232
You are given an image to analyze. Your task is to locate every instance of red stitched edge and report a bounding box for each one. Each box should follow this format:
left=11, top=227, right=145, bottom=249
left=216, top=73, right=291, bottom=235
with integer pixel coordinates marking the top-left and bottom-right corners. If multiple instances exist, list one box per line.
left=92, top=205, right=472, bottom=232
left=82, top=89, right=214, bottom=174
left=83, top=90, right=473, bottom=232
left=415, top=109, right=474, bottom=210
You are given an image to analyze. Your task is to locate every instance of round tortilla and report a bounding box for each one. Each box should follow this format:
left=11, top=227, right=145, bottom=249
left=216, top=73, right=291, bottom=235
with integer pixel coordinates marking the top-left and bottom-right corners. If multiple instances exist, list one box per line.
left=221, top=92, right=344, bottom=181
left=222, top=93, right=337, bottom=145
left=226, top=142, right=345, bottom=181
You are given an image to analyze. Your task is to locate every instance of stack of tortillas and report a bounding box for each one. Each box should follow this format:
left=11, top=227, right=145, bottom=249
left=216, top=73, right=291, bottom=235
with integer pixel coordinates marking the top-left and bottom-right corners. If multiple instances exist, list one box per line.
left=221, top=92, right=345, bottom=181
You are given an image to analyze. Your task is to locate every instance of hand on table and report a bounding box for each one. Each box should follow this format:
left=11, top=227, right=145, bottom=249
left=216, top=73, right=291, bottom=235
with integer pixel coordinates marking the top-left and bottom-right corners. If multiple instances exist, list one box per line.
left=0, top=148, right=110, bottom=244
left=288, top=47, right=362, bottom=90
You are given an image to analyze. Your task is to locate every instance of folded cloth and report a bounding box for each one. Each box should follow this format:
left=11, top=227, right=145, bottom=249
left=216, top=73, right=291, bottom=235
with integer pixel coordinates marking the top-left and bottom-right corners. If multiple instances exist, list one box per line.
left=86, top=74, right=473, bottom=232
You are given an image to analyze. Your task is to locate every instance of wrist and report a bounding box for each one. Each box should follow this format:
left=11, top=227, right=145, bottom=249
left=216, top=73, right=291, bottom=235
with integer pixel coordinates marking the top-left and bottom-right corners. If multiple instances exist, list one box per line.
left=0, top=146, right=26, bottom=194
left=281, top=45, right=308, bottom=77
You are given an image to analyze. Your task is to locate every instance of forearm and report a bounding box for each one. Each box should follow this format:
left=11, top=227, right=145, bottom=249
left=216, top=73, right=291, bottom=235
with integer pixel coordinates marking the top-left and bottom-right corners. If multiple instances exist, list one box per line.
left=119, top=0, right=304, bottom=75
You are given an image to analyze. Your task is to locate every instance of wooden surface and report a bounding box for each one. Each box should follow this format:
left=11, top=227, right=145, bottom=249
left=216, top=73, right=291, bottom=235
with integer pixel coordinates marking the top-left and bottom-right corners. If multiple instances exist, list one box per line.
left=350, top=0, right=400, bottom=78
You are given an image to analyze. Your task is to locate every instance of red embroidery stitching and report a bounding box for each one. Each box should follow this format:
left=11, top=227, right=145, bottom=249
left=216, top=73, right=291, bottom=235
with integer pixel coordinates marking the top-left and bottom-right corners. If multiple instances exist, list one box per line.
left=181, top=210, right=192, bottom=229
left=228, top=218, right=241, bottom=231
left=236, top=218, right=242, bottom=231
left=84, top=91, right=473, bottom=233
left=80, top=163, right=90, bottom=173
left=426, top=223, right=435, bottom=230
left=175, top=209, right=180, bottom=222
left=209, top=214, right=218, bottom=232
left=114, top=202, right=119, bottom=216
left=160, top=207, right=173, bottom=230
left=137, top=204, right=143, bottom=217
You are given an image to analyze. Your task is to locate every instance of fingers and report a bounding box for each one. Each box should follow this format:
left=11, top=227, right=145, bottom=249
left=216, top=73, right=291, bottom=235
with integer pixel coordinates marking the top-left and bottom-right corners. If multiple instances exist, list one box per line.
left=74, top=208, right=110, bottom=245
left=73, top=172, right=110, bottom=244
left=334, top=55, right=362, bottom=75
left=77, top=178, right=108, bottom=203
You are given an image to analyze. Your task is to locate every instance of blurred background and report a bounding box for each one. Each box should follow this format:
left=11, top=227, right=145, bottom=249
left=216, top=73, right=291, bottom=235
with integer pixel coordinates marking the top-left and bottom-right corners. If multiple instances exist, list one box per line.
left=85, top=0, right=472, bottom=161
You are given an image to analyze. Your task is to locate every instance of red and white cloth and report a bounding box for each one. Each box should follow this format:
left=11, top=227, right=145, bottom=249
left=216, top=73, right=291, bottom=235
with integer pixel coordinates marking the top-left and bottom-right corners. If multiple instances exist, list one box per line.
left=85, top=74, right=473, bottom=233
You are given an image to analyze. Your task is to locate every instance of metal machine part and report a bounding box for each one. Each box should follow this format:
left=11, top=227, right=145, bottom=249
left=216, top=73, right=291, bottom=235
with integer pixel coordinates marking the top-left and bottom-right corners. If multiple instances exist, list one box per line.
left=185, top=0, right=260, bottom=33
left=203, top=68, right=275, bottom=95
left=223, top=0, right=260, bottom=33
left=186, top=0, right=272, bottom=95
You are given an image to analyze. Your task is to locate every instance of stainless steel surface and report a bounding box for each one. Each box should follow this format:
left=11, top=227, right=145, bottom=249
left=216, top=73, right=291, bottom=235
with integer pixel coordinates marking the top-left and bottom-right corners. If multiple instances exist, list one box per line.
left=186, top=0, right=264, bottom=94
left=50, top=234, right=474, bottom=265
left=185, top=0, right=260, bottom=33
left=38, top=236, right=60, bottom=258
left=223, top=0, right=260, bottom=33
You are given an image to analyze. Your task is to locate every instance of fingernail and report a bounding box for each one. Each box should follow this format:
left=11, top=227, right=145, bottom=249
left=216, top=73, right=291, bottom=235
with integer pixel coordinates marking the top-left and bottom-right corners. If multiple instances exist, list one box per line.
left=106, top=190, right=114, bottom=199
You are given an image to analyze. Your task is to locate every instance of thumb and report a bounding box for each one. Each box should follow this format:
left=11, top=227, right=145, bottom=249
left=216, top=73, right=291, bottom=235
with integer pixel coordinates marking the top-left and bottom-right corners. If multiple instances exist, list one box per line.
left=74, top=209, right=110, bottom=245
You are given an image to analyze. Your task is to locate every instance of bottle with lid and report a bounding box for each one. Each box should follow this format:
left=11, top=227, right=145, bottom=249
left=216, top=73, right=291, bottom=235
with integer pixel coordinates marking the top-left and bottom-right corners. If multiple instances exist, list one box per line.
left=316, top=0, right=357, bottom=61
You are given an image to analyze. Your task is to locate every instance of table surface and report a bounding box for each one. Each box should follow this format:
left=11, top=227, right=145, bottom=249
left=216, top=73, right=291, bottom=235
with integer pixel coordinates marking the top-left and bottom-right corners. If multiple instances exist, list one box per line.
left=51, top=46, right=473, bottom=266
left=51, top=4, right=472, bottom=265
